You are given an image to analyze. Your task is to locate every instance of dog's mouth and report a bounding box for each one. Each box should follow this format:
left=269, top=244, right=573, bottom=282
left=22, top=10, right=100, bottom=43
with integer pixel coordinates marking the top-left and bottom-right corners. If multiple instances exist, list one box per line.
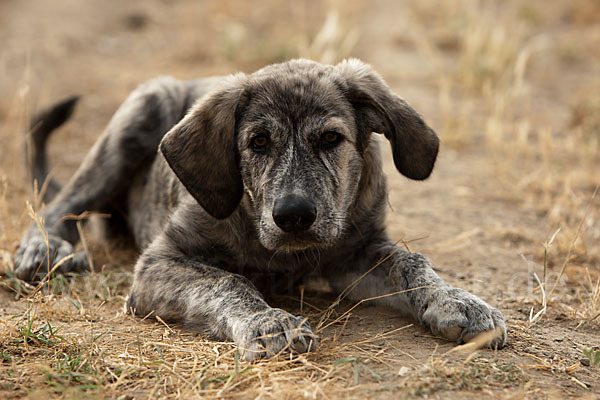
left=261, top=230, right=325, bottom=252
left=277, top=237, right=318, bottom=252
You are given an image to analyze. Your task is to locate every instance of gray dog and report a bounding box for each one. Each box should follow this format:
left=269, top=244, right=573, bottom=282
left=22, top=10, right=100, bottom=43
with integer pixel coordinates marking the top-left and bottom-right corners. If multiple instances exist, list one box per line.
left=14, top=59, right=506, bottom=360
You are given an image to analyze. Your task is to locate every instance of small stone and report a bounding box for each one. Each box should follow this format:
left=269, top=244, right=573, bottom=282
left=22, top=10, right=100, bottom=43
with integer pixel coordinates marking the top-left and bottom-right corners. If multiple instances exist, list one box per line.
left=580, top=358, right=591, bottom=367
left=124, top=12, right=148, bottom=30
left=525, top=348, right=543, bottom=356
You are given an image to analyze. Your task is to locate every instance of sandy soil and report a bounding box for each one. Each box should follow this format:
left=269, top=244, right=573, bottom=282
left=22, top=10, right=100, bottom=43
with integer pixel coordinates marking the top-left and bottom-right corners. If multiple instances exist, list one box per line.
left=1, top=0, right=599, bottom=398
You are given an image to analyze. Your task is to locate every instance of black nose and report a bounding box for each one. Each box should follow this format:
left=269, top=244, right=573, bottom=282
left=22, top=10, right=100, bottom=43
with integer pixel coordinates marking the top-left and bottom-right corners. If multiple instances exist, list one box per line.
left=272, top=195, right=317, bottom=233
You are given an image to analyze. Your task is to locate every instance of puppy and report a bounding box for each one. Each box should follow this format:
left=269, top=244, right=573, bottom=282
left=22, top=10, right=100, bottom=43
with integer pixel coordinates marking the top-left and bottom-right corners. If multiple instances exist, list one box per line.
left=15, top=59, right=506, bottom=360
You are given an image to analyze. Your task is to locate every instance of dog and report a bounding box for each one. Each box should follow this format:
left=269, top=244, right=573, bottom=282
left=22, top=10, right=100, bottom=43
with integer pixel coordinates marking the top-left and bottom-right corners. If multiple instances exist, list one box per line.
left=14, top=59, right=506, bottom=360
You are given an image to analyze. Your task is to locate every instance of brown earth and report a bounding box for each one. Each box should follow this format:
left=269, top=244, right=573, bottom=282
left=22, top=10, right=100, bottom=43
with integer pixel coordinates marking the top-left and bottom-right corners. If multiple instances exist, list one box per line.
left=1, top=0, right=599, bottom=398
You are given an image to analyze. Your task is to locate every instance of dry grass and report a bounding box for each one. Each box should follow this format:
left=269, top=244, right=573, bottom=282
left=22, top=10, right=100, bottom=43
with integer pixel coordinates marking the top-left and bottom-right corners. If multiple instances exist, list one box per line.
left=0, top=271, right=509, bottom=399
left=0, top=291, right=403, bottom=398
left=409, top=0, right=600, bottom=325
left=1, top=0, right=600, bottom=398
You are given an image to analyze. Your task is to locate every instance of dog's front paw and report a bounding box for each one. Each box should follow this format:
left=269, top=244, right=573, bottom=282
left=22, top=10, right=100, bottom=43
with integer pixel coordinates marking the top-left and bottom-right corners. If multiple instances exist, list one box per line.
left=233, top=308, right=318, bottom=361
left=421, top=287, right=506, bottom=348
left=14, top=234, right=90, bottom=281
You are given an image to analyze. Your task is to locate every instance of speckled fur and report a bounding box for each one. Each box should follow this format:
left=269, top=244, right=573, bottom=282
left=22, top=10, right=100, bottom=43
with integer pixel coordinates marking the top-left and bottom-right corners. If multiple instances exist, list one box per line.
left=14, top=59, right=506, bottom=360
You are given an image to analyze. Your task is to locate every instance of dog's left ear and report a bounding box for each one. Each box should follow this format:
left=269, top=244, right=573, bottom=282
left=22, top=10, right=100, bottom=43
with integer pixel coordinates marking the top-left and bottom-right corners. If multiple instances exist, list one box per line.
left=159, top=74, right=246, bottom=219
left=336, top=59, right=439, bottom=180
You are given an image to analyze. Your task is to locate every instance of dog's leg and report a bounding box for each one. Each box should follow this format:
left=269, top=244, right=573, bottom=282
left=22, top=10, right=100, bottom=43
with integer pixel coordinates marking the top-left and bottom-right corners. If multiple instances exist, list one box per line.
left=14, top=77, right=190, bottom=281
left=127, top=236, right=318, bottom=361
left=326, top=241, right=507, bottom=347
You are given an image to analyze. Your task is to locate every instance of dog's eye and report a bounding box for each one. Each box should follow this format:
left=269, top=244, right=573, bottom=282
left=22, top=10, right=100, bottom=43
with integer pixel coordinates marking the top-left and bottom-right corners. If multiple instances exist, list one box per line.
left=320, top=131, right=343, bottom=149
left=251, top=135, right=269, bottom=152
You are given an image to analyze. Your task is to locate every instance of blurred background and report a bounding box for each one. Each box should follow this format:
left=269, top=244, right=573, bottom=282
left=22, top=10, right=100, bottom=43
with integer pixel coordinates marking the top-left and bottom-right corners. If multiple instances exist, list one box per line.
left=0, top=0, right=599, bottom=397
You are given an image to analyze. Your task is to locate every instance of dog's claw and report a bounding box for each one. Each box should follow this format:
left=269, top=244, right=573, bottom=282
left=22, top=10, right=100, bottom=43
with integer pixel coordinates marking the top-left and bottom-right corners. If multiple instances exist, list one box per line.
left=421, top=287, right=507, bottom=349
left=234, top=308, right=318, bottom=361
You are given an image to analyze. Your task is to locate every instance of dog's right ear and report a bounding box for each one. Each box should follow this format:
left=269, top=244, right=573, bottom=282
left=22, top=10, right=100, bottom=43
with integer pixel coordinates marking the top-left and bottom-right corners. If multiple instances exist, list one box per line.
left=159, top=74, right=246, bottom=219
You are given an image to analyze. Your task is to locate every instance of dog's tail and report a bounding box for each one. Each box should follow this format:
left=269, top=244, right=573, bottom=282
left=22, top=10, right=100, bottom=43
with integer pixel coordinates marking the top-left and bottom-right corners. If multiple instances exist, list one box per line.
left=27, top=96, right=79, bottom=203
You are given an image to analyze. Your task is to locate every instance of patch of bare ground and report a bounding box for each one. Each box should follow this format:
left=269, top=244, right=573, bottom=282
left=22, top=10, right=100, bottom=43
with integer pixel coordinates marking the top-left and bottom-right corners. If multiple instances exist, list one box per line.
left=1, top=0, right=599, bottom=398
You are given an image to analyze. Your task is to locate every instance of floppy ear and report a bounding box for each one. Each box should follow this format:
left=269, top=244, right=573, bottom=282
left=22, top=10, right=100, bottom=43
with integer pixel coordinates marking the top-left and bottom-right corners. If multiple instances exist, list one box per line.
left=159, top=74, right=246, bottom=219
left=336, top=59, right=439, bottom=180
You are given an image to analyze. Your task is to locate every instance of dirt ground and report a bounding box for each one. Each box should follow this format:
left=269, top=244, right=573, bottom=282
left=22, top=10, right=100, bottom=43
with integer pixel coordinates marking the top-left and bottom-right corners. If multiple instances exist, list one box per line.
left=1, top=0, right=599, bottom=398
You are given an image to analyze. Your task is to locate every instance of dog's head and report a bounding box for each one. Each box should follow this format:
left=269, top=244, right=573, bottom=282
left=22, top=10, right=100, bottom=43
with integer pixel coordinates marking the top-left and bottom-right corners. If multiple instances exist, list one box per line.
left=160, top=59, right=439, bottom=251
